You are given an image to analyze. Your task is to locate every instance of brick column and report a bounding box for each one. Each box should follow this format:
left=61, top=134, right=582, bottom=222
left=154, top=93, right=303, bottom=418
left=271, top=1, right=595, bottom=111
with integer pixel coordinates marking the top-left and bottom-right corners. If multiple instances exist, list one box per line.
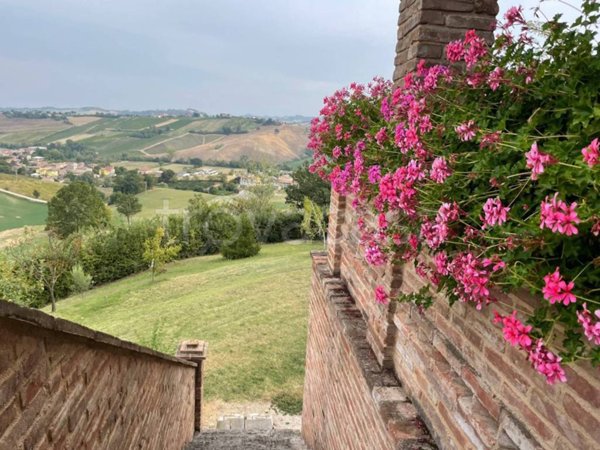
left=394, top=0, right=499, bottom=82
left=177, top=340, right=208, bottom=432
left=327, top=191, right=346, bottom=276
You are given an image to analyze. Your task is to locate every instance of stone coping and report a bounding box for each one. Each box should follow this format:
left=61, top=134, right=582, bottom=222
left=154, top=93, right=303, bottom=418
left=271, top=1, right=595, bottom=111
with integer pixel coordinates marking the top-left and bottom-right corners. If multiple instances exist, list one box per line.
left=0, top=299, right=196, bottom=368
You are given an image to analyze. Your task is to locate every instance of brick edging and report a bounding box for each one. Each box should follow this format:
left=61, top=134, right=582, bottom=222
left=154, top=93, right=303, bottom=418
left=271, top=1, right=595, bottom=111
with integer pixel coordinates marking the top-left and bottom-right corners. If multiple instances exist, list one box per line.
left=0, top=299, right=196, bottom=368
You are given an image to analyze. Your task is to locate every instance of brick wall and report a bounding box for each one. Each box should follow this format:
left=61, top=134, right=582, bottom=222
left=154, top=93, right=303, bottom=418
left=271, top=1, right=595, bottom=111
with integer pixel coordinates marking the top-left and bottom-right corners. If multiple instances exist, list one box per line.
left=304, top=191, right=600, bottom=449
left=0, top=300, right=197, bottom=450
left=302, top=252, right=434, bottom=450
left=393, top=0, right=498, bottom=83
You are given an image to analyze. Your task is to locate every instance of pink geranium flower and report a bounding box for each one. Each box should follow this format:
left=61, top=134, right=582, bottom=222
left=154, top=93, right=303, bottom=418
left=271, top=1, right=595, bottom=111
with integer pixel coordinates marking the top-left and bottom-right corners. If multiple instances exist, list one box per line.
left=582, top=138, right=599, bottom=167
left=542, top=268, right=576, bottom=306
left=430, top=157, right=452, bottom=183
left=525, top=142, right=554, bottom=180
left=375, top=285, right=389, bottom=305
left=455, top=120, right=478, bottom=141
left=540, top=193, right=580, bottom=236
left=527, top=339, right=567, bottom=384
left=577, top=303, right=600, bottom=345
left=482, top=197, right=510, bottom=228
left=493, top=310, right=533, bottom=348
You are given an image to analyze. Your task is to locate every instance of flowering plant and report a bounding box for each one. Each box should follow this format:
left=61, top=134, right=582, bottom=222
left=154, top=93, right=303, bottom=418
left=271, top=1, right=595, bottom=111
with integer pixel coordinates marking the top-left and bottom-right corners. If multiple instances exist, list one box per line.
left=308, top=2, right=600, bottom=383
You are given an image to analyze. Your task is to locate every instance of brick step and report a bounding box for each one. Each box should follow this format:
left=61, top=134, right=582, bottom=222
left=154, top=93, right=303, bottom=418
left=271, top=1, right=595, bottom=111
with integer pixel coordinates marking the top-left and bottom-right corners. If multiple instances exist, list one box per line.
left=185, top=430, right=307, bottom=450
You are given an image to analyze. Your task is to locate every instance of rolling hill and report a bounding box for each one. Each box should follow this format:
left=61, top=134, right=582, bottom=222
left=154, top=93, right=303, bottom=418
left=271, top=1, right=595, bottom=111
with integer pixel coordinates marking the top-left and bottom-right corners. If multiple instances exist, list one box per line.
left=0, top=114, right=310, bottom=163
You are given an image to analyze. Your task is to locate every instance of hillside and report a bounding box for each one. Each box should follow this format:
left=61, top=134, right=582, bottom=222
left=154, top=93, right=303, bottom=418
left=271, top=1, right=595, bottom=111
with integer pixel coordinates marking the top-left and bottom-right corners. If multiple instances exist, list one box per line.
left=0, top=173, right=61, bottom=201
left=45, top=242, right=321, bottom=416
left=0, top=114, right=309, bottom=163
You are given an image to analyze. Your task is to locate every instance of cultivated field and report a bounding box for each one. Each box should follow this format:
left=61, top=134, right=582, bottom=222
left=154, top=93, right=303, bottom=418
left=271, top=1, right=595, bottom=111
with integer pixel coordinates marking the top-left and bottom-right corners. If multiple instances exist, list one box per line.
left=0, top=114, right=309, bottom=163
left=45, top=242, right=320, bottom=412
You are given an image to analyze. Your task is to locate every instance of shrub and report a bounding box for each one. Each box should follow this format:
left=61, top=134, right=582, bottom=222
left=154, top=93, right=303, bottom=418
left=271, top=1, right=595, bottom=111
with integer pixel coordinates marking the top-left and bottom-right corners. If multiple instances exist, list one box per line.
left=220, top=215, right=260, bottom=260
left=81, top=221, right=158, bottom=285
left=308, top=3, right=600, bottom=382
left=70, top=264, right=93, bottom=294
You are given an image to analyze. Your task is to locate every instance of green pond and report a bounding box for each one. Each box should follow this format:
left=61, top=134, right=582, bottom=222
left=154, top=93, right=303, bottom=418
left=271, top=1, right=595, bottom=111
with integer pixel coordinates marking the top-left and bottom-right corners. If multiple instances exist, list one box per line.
left=0, top=192, right=47, bottom=231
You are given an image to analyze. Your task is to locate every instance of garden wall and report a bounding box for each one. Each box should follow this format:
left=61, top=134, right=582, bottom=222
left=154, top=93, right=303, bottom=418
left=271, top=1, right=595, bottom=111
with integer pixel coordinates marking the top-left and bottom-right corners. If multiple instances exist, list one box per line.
left=0, top=300, right=199, bottom=450
left=303, top=1, right=599, bottom=448
left=303, top=190, right=600, bottom=450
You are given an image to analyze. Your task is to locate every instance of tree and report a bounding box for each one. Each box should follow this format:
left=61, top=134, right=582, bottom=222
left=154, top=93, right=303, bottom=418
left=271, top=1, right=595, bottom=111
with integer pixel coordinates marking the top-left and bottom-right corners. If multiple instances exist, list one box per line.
left=159, top=169, right=176, bottom=184
left=32, top=189, right=40, bottom=199
left=143, top=227, right=181, bottom=281
left=47, top=181, right=110, bottom=238
left=113, top=169, right=145, bottom=195
left=116, top=194, right=142, bottom=224
left=302, top=197, right=327, bottom=247
left=285, top=163, right=331, bottom=209
left=220, top=214, right=260, bottom=260
left=36, top=234, right=79, bottom=312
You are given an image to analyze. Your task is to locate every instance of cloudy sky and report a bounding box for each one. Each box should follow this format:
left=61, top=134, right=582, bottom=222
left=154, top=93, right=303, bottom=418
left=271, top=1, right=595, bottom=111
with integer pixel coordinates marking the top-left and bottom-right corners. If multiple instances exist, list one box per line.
left=0, top=0, right=581, bottom=116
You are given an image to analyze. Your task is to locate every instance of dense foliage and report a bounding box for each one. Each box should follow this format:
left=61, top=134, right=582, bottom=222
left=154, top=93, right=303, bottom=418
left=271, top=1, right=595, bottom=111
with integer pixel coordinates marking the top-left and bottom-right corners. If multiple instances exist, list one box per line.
left=47, top=182, right=110, bottom=238
left=220, top=214, right=261, bottom=259
left=309, top=3, right=600, bottom=382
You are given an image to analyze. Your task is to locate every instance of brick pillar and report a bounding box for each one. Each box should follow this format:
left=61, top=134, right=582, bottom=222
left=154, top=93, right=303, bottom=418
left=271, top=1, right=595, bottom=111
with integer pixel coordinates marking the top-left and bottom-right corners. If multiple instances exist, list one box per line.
left=327, top=191, right=346, bottom=276
left=177, top=340, right=208, bottom=432
left=394, top=0, right=499, bottom=82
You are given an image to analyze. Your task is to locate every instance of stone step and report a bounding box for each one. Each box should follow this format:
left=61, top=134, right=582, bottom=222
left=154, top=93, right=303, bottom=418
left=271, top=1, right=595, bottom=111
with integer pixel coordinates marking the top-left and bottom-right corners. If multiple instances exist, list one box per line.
left=185, top=430, right=307, bottom=450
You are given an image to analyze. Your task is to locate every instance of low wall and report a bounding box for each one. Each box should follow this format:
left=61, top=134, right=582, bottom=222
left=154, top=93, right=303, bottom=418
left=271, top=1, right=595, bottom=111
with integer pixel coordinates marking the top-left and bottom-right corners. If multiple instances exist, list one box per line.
left=302, top=252, right=434, bottom=450
left=0, top=300, right=197, bottom=450
left=303, top=191, right=600, bottom=449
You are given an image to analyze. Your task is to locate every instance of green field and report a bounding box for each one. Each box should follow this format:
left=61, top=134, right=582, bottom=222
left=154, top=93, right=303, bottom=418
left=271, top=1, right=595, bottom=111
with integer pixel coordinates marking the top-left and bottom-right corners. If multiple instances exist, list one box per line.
left=45, top=242, right=320, bottom=406
left=0, top=192, right=47, bottom=231
left=111, top=188, right=218, bottom=222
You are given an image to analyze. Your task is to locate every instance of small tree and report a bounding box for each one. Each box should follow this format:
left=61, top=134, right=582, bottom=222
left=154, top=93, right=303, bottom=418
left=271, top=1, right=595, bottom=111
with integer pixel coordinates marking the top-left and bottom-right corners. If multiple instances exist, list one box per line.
left=143, top=226, right=181, bottom=281
left=70, top=264, right=93, bottom=296
left=32, top=189, right=40, bottom=199
left=37, top=234, right=79, bottom=312
left=220, top=214, right=260, bottom=260
left=302, top=197, right=327, bottom=247
left=116, top=193, right=142, bottom=224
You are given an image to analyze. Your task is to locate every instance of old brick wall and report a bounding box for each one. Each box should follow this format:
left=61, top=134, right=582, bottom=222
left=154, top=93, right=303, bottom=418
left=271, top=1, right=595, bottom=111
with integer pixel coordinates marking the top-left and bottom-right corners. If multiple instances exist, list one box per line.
left=0, top=300, right=196, bottom=450
left=306, top=190, right=600, bottom=449
left=302, top=253, right=434, bottom=450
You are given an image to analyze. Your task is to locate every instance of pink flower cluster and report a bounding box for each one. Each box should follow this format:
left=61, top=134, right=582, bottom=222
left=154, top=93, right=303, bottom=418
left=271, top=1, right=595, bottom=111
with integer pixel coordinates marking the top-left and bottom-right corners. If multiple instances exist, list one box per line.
left=528, top=339, right=567, bottom=384
left=582, top=138, right=599, bottom=167
left=482, top=197, right=510, bottom=228
left=577, top=303, right=600, bottom=345
left=540, top=193, right=580, bottom=236
left=493, top=310, right=532, bottom=347
left=365, top=243, right=387, bottom=266
left=494, top=311, right=567, bottom=384
left=448, top=252, right=493, bottom=309
left=430, top=157, right=452, bottom=183
left=446, top=30, right=488, bottom=69
left=375, top=285, right=389, bottom=305
left=525, top=142, right=554, bottom=180
left=455, top=120, right=478, bottom=141
left=542, top=267, right=576, bottom=306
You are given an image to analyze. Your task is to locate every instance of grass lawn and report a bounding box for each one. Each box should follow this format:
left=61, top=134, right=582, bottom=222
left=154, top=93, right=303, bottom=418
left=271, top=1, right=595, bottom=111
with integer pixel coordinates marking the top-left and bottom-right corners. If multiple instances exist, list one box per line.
left=0, top=193, right=47, bottom=231
left=0, top=174, right=61, bottom=201
left=45, top=241, right=321, bottom=407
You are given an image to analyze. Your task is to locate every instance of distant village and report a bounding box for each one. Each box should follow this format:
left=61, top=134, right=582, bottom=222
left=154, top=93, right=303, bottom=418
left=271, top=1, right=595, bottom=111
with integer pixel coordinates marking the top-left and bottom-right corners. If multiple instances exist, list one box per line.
left=0, top=145, right=295, bottom=190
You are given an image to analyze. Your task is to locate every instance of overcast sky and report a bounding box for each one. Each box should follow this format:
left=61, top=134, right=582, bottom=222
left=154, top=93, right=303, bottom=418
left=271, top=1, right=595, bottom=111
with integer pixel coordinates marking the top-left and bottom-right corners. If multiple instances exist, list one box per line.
left=0, top=0, right=581, bottom=116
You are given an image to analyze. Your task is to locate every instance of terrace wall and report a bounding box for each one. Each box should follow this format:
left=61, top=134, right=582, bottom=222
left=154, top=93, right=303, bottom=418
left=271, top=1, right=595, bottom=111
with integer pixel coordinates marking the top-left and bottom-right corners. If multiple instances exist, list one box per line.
left=0, top=300, right=198, bottom=450
left=302, top=1, right=600, bottom=448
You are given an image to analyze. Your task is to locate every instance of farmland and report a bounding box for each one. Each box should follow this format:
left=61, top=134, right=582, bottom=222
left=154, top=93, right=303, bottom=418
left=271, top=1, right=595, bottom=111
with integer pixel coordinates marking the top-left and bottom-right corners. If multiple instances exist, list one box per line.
left=0, top=114, right=309, bottom=163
